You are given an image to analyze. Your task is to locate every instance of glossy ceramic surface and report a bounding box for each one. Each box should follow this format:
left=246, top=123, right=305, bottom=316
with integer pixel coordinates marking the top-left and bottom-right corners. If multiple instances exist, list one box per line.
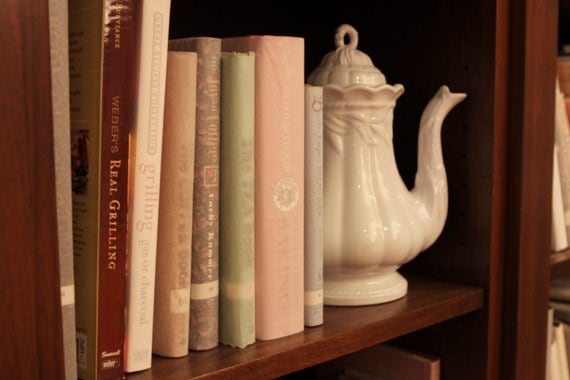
left=307, top=24, right=466, bottom=305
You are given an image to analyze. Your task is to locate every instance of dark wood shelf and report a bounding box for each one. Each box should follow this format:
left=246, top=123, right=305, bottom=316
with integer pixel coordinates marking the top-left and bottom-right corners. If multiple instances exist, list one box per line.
left=127, top=276, right=483, bottom=379
left=552, top=248, right=570, bottom=277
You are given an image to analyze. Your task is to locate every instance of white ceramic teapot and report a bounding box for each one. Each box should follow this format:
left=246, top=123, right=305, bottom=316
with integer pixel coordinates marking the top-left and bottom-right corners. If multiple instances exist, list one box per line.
left=307, top=24, right=467, bottom=306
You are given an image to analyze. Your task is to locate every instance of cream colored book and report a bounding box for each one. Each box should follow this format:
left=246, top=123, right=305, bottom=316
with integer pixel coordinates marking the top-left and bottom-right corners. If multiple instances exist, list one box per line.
left=125, top=0, right=171, bottom=372
left=219, top=51, right=256, bottom=348
left=152, top=50, right=197, bottom=358
left=48, top=0, right=77, bottom=377
left=555, top=77, right=570, bottom=243
left=303, top=84, right=324, bottom=327
left=553, top=321, right=570, bottom=380
left=553, top=145, right=569, bottom=252
left=223, top=35, right=305, bottom=341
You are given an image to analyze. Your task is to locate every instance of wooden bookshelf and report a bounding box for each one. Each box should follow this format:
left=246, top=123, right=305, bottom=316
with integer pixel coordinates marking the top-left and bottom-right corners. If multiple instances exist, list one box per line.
left=552, top=248, right=570, bottom=278
left=0, top=0, right=559, bottom=379
left=128, top=277, right=483, bottom=379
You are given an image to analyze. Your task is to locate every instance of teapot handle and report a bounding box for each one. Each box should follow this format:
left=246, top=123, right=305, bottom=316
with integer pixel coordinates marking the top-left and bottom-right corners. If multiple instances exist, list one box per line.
left=335, top=24, right=359, bottom=49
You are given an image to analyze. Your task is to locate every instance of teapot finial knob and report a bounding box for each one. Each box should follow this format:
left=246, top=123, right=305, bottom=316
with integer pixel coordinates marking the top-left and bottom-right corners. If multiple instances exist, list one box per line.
left=307, top=23, right=386, bottom=87
left=335, top=24, right=358, bottom=50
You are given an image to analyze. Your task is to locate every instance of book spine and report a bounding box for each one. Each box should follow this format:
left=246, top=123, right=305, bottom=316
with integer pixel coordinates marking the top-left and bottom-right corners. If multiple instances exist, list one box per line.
left=219, top=51, right=256, bottom=348
left=97, top=0, right=137, bottom=377
left=553, top=145, right=569, bottom=251
left=69, top=1, right=104, bottom=378
left=170, top=37, right=222, bottom=351
left=152, top=50, right=197, bottom=358
left=554, top=77, right=570, bottom=242
left=222, top=36, right=305, bottom=341
left=49, top=0, right=77, bottom=378
left=303, top=85, right=324, bottom=327
left=555, top=322, right=570, bottom=380
left=125, top=0, right=171, bottom=372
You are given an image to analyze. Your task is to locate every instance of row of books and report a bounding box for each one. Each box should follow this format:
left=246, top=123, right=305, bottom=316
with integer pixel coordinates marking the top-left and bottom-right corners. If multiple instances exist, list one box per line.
left=67, top=1, right=324, bottom=379
left=551, top=54, right=570, bottom=252
left=550, top=50, right=570, bottom=378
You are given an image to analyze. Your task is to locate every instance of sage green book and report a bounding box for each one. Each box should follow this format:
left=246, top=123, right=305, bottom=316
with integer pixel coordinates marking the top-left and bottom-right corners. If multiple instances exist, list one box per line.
left=219, top=51, right=256, bottom=348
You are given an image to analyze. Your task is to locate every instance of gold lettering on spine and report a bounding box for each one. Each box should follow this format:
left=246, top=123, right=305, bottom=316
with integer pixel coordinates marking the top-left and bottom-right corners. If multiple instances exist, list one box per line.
left=113, top=4, right=122, bottom=48
left=108, top=198, right=121, bottom=270
left=107, top=92, right=121, bottom=270
left=147, top=12, right=165, bottom=155
left=111, top=96, right=120, bottom=153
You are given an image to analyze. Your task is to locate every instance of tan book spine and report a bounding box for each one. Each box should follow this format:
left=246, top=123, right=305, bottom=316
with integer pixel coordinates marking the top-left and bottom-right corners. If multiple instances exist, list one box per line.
left=169, top=37, right=221, bottom=351
left=152, top=50, right=197, bottom=358
left=222, top=35, right=305, bottom=341
left=69, top=1, right=102, bottom=374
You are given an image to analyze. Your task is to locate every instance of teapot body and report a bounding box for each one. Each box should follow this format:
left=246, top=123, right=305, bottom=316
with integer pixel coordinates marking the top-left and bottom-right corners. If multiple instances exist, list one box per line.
left=308, top=24, right=465, bottom=306
left=322, top=84, right=426, bottom=267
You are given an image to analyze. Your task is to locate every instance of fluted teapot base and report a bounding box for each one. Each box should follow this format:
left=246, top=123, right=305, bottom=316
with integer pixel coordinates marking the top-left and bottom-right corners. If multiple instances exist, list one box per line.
left=323, top=268, right=408, bottom=306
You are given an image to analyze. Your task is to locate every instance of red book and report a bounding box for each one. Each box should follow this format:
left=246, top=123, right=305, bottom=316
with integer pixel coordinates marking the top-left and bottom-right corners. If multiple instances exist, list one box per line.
left=223, top=35, right=305, bottom=340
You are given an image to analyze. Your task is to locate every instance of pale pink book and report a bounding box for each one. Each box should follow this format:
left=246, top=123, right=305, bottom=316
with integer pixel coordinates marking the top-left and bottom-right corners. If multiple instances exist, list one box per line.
left=152, top=50, right=197, bottom=359
left=223, top=35, right=305, bottom=340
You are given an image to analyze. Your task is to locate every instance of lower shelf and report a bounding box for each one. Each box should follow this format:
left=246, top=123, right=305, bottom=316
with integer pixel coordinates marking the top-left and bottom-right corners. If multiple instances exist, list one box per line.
left=127, top=276, right=484, bottom=380
left=552, top=249, right=570, bottom=277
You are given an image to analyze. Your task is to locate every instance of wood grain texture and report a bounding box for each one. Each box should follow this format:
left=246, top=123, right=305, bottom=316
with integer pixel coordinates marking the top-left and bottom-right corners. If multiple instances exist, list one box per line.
left=2, top=0, right=561, bottom=379
left=0, top=0, right=65, bottom=379
left=500, top=1, right=559, bottom=379
left=127, top=276, right=483, bottom=379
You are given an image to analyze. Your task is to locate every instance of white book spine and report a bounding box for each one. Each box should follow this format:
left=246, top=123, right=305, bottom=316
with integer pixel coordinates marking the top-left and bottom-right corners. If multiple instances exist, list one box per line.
left=555, top=77, right=570, bottom=239
left=125, top=0, right=171, bottom=372
left=304, top=85, right=324, bottom=327
left=552, top=144, right=569, bottom=252
left=556, top=322, right=570, bottom=380
left=48, top=0, right=77, bottom=377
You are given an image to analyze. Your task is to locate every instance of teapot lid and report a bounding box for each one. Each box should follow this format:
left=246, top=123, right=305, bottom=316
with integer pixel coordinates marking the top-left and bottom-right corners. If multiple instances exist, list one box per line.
left=307, top=24, right=387, bottom=87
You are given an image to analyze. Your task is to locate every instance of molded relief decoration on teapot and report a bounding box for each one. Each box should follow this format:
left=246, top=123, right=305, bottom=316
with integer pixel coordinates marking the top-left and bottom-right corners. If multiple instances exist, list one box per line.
left=307, top=24, right=467, bottom=306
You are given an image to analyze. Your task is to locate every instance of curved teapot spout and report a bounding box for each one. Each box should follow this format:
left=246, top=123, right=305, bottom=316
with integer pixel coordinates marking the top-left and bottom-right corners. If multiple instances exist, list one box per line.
left=411, top=85, right=466, bottom=250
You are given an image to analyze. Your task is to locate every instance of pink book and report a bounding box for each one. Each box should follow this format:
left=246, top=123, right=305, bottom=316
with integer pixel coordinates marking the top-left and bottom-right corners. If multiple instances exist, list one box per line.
left=222, top=35, right=305, bottom=340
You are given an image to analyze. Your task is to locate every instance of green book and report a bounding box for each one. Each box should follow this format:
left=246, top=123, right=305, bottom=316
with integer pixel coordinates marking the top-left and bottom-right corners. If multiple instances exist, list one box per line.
left=219, top=51, right=256, bottom=348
